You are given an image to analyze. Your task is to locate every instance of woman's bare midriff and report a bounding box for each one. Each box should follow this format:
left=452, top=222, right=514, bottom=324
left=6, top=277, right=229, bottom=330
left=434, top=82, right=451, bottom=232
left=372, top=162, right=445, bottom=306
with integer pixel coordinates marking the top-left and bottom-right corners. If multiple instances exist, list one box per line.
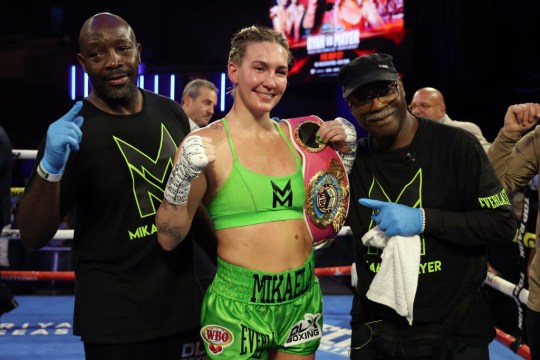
left=216, top=219, right=312, bottom=272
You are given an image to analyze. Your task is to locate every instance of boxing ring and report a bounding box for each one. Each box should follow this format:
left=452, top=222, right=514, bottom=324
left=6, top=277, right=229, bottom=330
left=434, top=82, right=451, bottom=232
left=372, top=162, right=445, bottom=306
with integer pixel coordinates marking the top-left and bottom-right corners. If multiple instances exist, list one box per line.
left=0, top=149, right=533, bottom=359
left=0, top=267, right=531, bottom=359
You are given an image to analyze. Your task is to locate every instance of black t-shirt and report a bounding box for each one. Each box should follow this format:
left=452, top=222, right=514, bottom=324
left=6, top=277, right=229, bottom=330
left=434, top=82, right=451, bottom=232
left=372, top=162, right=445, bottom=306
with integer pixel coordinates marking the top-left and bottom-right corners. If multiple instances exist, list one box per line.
left=28, top=90, right=200, bottom=343
left=0, top=126, right=12, bottom=227
left=347, top=118, right=516, bottom=344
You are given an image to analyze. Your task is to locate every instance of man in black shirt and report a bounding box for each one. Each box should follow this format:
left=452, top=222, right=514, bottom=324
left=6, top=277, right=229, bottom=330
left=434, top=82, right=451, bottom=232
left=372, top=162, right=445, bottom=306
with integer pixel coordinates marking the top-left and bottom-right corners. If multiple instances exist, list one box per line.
left=338, top=53, right=516, bottom=359
left=0, top=125, right=12, bottom=228
left=17, top=13, right=211, bottom=360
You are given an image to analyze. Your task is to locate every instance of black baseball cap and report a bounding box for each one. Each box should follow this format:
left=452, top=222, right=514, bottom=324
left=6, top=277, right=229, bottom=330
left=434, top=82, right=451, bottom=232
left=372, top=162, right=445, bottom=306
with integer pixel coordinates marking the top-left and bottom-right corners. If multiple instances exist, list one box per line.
left=337, top=53, right=398, bottom=98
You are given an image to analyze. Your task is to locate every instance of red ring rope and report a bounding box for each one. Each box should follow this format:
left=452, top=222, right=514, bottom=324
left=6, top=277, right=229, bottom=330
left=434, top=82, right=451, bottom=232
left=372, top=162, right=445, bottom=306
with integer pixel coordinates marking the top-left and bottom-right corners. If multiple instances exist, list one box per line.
left=0, top=271, right=75, bottom=281
left=495, top=327, right=531, bottom=360
left=314, top=265, right=352, bottom=277
left=0, top=267, right=353, bottom=281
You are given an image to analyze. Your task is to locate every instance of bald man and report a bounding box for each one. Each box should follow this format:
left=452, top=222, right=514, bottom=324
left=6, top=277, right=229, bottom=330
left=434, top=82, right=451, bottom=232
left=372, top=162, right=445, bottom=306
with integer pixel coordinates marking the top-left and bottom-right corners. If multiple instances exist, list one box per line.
left=17, top=13, right=210, bottom=359
left=410, top=87, right=491, bottom=153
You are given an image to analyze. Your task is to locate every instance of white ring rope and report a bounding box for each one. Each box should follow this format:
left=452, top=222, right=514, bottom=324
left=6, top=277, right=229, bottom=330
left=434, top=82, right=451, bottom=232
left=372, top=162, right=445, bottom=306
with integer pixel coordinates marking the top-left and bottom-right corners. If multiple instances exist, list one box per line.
left=12, top=149, right=38, bottom=160
left=485, top=271, right=529, bottom=305
left=1, top=228, right=74, bottom=240
left=2, top=227, right=345, bottom=242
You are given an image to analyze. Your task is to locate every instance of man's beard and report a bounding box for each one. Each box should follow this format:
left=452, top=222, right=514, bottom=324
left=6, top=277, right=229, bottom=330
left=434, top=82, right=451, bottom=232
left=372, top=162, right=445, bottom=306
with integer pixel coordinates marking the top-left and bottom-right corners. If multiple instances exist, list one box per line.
left=94, top=71, right=139, bottom=102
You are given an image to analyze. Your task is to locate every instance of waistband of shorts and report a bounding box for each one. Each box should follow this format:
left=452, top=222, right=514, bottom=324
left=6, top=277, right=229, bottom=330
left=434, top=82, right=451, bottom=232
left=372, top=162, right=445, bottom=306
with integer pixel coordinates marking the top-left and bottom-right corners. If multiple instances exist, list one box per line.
left=210, top=252, right=315, bottom=305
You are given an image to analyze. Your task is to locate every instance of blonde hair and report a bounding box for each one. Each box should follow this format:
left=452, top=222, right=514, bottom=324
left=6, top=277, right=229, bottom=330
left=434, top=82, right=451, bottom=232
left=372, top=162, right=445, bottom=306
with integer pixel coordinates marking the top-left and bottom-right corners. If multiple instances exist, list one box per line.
left=228, top=25, right=292, bottom=66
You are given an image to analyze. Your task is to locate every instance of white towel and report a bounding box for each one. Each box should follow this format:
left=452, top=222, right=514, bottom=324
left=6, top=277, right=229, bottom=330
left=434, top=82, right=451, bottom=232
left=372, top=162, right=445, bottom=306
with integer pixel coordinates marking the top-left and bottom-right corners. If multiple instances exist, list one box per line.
left=361, top=226, right=421, bottom=325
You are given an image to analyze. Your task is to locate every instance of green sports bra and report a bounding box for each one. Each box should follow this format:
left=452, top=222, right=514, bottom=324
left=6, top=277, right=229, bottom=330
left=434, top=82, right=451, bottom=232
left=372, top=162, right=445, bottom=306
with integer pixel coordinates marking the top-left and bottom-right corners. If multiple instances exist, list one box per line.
left=207, top=118, right=305, bottom=230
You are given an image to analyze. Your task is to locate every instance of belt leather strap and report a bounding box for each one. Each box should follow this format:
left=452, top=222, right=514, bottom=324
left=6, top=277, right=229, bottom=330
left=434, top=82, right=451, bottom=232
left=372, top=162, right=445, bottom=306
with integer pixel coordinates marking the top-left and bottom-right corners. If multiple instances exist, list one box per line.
left=282, top=116, right=350, bottom=249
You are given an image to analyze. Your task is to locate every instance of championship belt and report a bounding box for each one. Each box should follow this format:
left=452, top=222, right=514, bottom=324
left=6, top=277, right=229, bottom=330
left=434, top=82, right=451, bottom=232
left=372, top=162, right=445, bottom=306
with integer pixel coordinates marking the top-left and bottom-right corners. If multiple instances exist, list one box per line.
left=282, top=116, right=350, bottom=249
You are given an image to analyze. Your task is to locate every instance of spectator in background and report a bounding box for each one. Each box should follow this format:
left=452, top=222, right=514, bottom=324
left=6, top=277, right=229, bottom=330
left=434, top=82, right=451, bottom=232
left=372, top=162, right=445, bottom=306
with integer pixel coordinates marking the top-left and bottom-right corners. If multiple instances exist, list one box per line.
left=16, top=13, right=212, bottom=360
left=410, top=87, right=491, bottom=153
left=181, top=79, right=218, bottom=131
left=488, top=102, right=540, bottom=360
left=0, top=125, right=12, bottom=228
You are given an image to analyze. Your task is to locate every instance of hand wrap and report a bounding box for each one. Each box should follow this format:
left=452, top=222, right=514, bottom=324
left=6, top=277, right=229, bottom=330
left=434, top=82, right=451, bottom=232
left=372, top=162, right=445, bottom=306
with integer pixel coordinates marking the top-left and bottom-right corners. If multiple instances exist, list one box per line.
left=335, top=117, right=357, bottom=174
left=164, top=136, right=208, bottom=205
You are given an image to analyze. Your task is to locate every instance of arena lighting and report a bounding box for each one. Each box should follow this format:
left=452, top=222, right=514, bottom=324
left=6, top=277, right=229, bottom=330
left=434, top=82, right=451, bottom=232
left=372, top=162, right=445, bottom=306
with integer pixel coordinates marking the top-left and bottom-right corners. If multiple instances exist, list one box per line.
left=84, top=73, right=89, bottom=97
left=138, top=74, right=145, bottom=89
left=154, top=74, right=159, bottom=94
left=67, top=66, right=224, bottom=110
left=220, top=72, right=226, bottom=112
left=70, top=65, right=76, bottom=100
left=170, top=74, right=175, bottom=101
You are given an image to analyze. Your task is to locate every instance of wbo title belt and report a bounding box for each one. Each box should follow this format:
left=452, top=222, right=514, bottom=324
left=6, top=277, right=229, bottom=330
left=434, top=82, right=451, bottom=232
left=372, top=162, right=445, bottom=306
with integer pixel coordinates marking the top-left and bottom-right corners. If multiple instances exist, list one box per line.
left=282, top=116, right=350, bottom=249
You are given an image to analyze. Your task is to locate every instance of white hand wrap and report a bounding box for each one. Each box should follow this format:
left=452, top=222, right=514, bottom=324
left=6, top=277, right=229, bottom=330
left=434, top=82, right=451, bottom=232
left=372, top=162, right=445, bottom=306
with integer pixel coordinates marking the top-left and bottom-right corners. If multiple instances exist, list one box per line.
left=336, top=117, right=357, bottom=174
left=164, top=136, right=209, bottom=205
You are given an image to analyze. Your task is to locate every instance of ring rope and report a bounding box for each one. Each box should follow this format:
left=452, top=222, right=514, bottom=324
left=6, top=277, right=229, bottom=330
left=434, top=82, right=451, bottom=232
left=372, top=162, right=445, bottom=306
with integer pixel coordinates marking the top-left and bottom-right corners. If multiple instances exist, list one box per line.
left=0, top=266, right=531, bottom=303
left=0, top=266, right=349, bottom=281
left=495, top=327, right=531, bottom=359
left=12, top=149, right=38, bottom=160
left=1, top=271, right=75, bottom=281
left=485, top=271, right=529, bottom=305
left=1, top=228, right=74, bottom=240
left=2, top=228, right=352, bottom=244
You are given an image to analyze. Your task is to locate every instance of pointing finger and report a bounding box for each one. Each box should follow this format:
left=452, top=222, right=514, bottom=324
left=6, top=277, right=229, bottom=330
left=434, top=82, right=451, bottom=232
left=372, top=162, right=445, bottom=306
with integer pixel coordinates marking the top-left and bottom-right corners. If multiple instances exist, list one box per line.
left=359, top=198, right=386, bottom=209
left=63, top=101, right=83, bottom=122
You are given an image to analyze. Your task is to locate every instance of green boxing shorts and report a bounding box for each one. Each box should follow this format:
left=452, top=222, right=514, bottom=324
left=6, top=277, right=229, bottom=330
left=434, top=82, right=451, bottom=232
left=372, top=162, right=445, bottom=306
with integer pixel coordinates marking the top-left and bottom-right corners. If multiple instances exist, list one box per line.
left=200, top=252, right=323, bottom=359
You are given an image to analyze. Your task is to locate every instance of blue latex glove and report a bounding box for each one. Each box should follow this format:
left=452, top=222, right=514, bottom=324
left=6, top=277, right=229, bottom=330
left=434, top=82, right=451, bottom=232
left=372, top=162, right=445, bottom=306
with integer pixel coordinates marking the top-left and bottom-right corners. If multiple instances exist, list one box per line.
left=359, top=198, right=423, bottom=237
left=41, top=102, right=84, bottom=174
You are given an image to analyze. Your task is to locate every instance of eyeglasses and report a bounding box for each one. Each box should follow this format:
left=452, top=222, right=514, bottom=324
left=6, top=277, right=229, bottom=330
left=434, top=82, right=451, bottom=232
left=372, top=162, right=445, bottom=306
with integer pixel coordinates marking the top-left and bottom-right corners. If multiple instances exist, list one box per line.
left=348, top=81, right=400, bottom=109
left=408, top=103, right=441, bottom=113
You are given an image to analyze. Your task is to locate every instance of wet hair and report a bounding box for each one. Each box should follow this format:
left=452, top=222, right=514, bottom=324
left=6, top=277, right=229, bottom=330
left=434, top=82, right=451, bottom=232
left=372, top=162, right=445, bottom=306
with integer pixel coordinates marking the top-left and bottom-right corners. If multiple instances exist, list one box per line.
left=228, top=25, right=292, bottom=66
left=181, top=79, right=218, bottom=105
